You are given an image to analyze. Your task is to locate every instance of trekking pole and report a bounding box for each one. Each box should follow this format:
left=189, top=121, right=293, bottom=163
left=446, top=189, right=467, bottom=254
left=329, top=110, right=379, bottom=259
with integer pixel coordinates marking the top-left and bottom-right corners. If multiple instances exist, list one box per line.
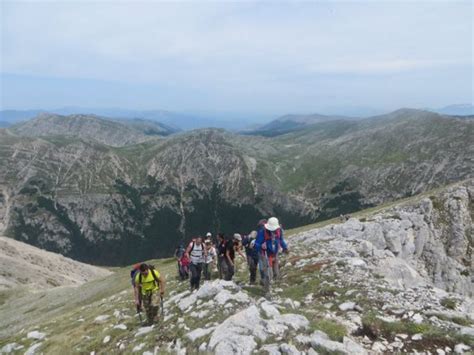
left=160, top=294, right=164, bottom=317
left=136, top=293, right=143, bottom=324
left=136, top=303, right=143, bottom=324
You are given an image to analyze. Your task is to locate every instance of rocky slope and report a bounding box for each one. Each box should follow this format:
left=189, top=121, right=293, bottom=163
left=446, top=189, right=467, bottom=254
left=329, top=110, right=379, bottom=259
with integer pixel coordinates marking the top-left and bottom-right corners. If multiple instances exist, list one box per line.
left=0, top=109, right=473, bottom=264
left=0, top=236, right=111, bottom=290
left=9, top=113, right=177, bottom=147
left=0, top=181, right=472, bottom=354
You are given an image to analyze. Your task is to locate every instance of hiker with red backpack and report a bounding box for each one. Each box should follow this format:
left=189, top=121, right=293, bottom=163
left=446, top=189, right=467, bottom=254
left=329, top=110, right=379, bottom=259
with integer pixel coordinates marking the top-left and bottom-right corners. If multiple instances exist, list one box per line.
left=179, top=253, right=191, bottom=280
left=133, top=263, right=166, bottom=326
left=185, top=236, right=207, bottom=291
left=255, top=217, right=289, bottom=297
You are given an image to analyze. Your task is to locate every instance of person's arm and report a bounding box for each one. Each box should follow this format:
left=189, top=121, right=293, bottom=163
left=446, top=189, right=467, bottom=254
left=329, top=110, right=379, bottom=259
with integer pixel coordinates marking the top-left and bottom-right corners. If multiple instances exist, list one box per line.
left=226, top=244, right=234, bottom=265
left=133, top=274, right=141, bottom=306
left=185, top=242, right=192, bottom=259
left=159, top=274, right=166, bottom=295
left=255, top=230, right=264, bottom=252
left=237, top=244, right=246, bottom=259
left=279, top=229, right=288, bottom=252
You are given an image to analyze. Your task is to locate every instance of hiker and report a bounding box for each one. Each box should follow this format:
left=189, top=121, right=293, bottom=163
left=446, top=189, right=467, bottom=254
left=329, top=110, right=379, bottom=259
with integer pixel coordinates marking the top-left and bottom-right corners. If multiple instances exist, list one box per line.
left=178, top=253, right=190, bottom=280
left=242, top=231, right=259, bottom=284
left=134, top=263, right=165, bottom=326
left=255, top=217, right=289, bottom=296
left=203, top=238, right=216, bottom=280
left=185, top=236, right=207, bottom=290
left=216, top=233, right=227, bottom=279
left=174, top=243, right=186, bottom=278
left=223, top=233, right=245, bottom=281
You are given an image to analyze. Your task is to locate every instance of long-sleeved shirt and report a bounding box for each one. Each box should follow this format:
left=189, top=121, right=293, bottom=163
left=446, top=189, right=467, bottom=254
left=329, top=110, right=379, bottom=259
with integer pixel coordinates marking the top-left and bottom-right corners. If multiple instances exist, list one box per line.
left=242, top=235, right=259, bottom=259
left=255, top=227, right=288, bottom=256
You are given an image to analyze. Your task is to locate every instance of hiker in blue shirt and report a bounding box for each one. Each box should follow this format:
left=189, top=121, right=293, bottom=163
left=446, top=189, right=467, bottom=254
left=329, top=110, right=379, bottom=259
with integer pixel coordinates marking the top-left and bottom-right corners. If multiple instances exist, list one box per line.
left=255, top=217, right=289, bottom=296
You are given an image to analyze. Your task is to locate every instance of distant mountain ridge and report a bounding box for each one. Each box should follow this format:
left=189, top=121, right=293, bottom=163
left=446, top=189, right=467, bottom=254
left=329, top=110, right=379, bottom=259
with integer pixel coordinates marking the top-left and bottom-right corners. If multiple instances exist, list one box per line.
left=246, top=113, right=357, bottom=137
left=9, top=113, right=179, bottom=147
left=433, top=104, right=474, bottom=116
left=0, top=108, right=256, bottom=131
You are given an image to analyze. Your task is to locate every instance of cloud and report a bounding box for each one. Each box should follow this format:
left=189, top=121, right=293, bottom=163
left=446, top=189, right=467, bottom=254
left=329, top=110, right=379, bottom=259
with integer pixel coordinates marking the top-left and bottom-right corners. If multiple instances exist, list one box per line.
left=1, top=1, right=472, bottom=112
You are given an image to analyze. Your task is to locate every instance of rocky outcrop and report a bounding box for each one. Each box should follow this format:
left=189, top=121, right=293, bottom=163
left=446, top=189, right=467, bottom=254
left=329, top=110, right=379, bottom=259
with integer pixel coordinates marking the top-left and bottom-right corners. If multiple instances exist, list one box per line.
left=293, top=180, right=473, bottom=296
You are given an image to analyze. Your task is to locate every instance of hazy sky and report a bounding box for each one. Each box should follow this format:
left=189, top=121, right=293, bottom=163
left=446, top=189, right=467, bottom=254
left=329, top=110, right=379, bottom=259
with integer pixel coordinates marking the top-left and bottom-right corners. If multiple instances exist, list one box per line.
left=1, top=1, right=472, bottom=117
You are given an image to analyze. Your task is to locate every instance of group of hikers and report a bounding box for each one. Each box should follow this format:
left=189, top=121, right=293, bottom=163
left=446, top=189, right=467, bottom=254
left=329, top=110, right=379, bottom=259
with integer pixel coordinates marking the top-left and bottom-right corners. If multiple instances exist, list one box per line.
left=131, top=216, right=289, bottom=326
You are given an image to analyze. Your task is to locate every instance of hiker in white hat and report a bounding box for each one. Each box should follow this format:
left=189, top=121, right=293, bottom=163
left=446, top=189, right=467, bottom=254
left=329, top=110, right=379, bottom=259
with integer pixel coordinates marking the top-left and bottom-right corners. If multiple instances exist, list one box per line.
left=255, top=217, right=289, bottom=298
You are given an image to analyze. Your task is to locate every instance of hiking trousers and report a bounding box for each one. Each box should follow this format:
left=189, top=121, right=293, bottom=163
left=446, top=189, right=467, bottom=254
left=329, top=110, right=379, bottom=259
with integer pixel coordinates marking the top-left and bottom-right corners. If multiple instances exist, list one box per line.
left=203, top=262, right=212, bottom=280
left=259, top=253, right=279, bottom=293
left=224, top=259, right=235, bottom=281
left=142, top=290, right=159, bottom=324
left=190, top=262, right=203, bottom=290
left=217, top=256, right=226, bottom=279
left=247, top=256, right=259, bottom=283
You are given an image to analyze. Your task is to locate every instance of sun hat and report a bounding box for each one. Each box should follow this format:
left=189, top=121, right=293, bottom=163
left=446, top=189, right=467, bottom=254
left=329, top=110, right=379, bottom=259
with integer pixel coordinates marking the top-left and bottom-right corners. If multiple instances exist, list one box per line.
left=265, top=217, right=280, bottom=231
left=233, top=233, right=242, bottom=241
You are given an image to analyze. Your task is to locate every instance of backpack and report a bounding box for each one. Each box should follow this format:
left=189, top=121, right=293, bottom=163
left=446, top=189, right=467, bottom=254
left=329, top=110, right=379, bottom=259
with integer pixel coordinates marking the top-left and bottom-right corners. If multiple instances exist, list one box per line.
left=264, top=228, right=281, bottom=241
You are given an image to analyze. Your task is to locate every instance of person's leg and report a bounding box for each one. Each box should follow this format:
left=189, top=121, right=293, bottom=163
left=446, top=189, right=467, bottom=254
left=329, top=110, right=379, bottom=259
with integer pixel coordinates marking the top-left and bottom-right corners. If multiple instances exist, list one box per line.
left=196, top=263, right=203, bottom=289
left=142, top=291, right=153, bottom=325
left=229, top=259, right=236, bottom=280
left=203, top=263, right=209, bottom=280
left=273, top=254, right=280, bottom=281
left=221, top=259, right=228, bottom=280
left=190, top=263, right=197, bottom=289
left=249, top=257, right=257, bottom=284
left=151, top=292, right=159, bottom=321
left=259, top=254, right=270, bottom=294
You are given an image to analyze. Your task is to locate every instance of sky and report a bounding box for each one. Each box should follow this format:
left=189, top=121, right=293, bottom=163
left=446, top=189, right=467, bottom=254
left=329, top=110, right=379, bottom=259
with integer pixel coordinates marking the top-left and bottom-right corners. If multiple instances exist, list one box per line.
left=0, top=0, right=473, bottom=119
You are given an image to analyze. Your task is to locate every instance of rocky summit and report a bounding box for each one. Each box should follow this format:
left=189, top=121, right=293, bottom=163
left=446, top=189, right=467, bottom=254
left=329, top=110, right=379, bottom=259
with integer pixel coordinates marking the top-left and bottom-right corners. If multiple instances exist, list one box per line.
left=0, top=109, right=472, bottom=265
left=0, top=180, right=472, bottom=354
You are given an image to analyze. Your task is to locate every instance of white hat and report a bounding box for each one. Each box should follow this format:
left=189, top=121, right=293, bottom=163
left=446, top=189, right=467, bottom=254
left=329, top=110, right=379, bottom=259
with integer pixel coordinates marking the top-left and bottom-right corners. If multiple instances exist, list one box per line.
left=233, top=233, right=242, bottom=241
left=206, top=232, right=212, bottom=237
left=265, top=217, right=280, bottom=231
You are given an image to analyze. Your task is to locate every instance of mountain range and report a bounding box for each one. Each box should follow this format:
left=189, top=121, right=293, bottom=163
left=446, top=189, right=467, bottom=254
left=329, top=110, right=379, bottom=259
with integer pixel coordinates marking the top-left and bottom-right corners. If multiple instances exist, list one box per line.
left=0, top=109, right=472, bottom=265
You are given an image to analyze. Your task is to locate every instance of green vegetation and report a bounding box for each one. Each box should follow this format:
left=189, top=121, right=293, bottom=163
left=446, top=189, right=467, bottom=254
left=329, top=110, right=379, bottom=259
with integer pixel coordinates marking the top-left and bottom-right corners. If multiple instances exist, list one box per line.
left=440, top=297, right=457, bottom=310
left=361, top=312, right=474, bottom=348
left=309, top=319, right=347, bottom=342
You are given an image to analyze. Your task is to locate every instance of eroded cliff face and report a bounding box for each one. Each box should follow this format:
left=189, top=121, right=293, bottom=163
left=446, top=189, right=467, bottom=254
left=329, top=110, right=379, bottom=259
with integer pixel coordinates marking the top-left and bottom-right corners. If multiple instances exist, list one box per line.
left=0, top=130, right=314, bottom=265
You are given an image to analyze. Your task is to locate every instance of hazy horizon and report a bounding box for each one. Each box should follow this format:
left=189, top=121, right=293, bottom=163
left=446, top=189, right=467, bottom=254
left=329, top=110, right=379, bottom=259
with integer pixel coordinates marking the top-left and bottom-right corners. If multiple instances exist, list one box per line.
left=1, top=1, right=473, bottom=117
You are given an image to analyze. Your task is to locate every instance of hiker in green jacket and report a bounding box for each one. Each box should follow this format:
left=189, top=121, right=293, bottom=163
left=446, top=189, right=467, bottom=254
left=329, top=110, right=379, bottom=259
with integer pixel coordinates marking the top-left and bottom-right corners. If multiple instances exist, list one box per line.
left=134, top=263, right=166, bottom=325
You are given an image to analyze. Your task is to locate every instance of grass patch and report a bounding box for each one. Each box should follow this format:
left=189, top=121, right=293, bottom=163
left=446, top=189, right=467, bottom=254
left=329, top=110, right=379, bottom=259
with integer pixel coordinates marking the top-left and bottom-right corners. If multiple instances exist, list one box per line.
left=360, top=312, right=474, bottom=348
left=361, top=312, right=431, bottom=339
left=309, top=318, right=347, bottom=342
left=440, top=297, right=457, bottom=310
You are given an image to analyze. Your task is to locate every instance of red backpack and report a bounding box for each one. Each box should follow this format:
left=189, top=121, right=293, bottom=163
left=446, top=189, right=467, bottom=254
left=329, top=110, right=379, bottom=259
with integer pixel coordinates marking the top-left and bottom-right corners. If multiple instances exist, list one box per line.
left=264, top=228, right=281, bottom=241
